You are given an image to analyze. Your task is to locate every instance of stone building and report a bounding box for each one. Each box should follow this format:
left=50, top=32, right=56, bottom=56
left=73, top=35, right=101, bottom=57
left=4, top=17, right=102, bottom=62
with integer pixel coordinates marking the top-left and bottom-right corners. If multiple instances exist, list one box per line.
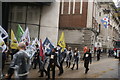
left=2, top=2, right=60, bottom=46
left=1, top=1, right=120, bottom=52
left=59, top=0, right=120, bottom=52
left=93, top=2, right=120, bottom=52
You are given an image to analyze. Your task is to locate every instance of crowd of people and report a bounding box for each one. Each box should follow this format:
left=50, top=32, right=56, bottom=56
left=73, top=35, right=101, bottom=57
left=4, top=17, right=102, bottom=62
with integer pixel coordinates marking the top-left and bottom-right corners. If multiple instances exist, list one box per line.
left=1, top=42, right=104, bottom=80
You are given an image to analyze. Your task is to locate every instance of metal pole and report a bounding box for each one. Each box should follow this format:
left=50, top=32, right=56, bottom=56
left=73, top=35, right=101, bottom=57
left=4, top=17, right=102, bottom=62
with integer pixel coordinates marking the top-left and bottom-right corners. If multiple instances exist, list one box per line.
left=25, top=4, right=28, bottom=29
left=38, top=5, right=42, bottom=40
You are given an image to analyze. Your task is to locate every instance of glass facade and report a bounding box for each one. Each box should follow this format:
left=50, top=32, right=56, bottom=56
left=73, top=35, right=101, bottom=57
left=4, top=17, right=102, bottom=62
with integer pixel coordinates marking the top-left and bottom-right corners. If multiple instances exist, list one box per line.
left=8, top=3, right=41, bottom=41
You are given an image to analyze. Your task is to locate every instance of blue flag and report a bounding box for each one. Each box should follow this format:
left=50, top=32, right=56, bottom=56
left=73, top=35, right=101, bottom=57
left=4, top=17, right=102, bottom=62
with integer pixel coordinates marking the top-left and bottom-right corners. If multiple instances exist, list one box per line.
left=43, top=37, right=54, bottom=53
left=101, top=16, right=109, bottom=28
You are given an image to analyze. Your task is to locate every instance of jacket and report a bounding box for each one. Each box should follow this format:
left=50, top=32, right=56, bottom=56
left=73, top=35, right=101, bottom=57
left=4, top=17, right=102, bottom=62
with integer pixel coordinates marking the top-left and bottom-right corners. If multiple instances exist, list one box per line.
left=83, top=52, right=92, bottom=63
left=9, top=50, right=30, bottom=77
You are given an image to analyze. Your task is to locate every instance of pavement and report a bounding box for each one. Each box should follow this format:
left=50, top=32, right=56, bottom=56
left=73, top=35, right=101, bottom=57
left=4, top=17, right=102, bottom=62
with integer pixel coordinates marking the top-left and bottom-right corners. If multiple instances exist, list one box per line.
left=2, top=54, right=120, bottom=79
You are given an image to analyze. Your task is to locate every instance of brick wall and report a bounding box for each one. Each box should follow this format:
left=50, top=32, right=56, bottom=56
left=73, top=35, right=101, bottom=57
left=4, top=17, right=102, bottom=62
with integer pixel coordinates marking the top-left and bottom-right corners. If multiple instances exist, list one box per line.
left=59, top=2, right=88, bottom=28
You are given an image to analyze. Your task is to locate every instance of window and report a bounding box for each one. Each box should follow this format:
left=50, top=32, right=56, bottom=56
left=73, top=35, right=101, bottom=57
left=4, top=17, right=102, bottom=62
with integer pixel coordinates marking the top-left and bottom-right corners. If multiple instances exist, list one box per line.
left=16, top=12, right=23, bottom=22
left=8, top=3, right=41, bottom=39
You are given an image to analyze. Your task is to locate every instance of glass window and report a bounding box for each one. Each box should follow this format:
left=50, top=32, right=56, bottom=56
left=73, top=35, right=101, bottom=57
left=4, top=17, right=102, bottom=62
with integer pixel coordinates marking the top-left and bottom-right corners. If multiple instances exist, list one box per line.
left=10, top=23, right=25, bottom=33
left=12, top=6, right=27, bottom=23
left=9, top=3, right=41, bottom=41
left=27, top=25, right=39, bottom=40
left=27, top=6, right=40, bottom=24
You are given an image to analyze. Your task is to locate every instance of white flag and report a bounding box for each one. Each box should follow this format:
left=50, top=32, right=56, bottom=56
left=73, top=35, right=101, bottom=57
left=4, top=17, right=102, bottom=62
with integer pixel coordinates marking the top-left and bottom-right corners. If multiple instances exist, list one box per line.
left=0, top=36, right=6, bottom=52
left=32, top=38, right=40, bottom=47
left=0, top=25, right=8, bottom=39
left=21, top=27, right=30, bottom=46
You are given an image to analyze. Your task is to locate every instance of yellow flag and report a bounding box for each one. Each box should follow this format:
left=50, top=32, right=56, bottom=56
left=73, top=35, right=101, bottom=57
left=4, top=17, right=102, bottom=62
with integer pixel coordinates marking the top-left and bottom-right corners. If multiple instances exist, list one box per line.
left=10, top=29, right=18, bottom=49
left=58, top=32, right=66, bottom=51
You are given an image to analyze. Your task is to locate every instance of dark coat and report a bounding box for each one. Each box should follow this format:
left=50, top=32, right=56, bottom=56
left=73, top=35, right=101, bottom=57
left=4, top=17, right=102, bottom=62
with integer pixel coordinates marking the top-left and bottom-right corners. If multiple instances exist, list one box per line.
left=83, top=52, right=92, bottom=63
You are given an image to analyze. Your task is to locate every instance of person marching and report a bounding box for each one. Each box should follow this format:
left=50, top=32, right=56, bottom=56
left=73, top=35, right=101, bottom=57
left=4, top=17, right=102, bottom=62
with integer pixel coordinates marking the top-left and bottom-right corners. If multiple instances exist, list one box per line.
left=97, top=47, right=102, bottom=61
left=38, top=57, right=48, bottom=77
left=32, top=45, right=40, bottom=69
left=83, top=48, right=92, bottom=74
left=58, top=47, right=67, bottom=75
left=71, top=48, right=80, bottom=70
left=47, top=48, right=58, bottom=80
left=66, top=47, right=72, bottom=68
left=6, top=42, right=30, bottom=80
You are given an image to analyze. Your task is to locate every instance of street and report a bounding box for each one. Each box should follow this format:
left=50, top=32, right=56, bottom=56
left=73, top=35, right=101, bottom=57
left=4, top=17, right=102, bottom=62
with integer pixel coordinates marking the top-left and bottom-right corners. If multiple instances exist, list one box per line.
left=27, top=55, right=119, bottom=79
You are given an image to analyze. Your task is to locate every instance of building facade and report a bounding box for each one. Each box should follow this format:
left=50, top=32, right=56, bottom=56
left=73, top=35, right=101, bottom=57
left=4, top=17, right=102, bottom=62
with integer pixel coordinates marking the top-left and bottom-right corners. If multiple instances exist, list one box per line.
left=2, top=1, right=120, bottom=52
left=59, top=0, right=97, bottom=51
left=58, top=0, right=120, bottom=52
left=2, top=2, right=60, bottom=46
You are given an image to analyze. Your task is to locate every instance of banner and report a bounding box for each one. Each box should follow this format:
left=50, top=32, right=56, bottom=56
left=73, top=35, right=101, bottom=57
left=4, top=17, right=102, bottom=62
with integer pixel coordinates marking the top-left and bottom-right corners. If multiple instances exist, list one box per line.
left=16, top=24, right=24, bottom=42
left=21, top=27, right=30, bottom=46
left=43, top=37, right=54, bottom=53
left=58, top=32, right=66, bottom=51
left=101, top=16, right=109, bottom=28
left=40, top=39, right=44, bottom=60
left=0, top=25, right=8, bottom=39
left=0, top=36, right=6, bottom=52
left=32, top=38, right=40, bottom=47
left=10, top=29, right=18, bottom=49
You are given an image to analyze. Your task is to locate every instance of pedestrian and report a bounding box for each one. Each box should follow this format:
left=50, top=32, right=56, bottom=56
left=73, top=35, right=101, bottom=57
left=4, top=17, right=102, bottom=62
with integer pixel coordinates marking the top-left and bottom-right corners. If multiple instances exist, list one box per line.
left=5, top=42, right=10, bottom=62
left=83, top=48, right=92, bottom=74
left=97, top=47, right=102, bottom=61
left=32, top=45, right=39, bottom=69
left=5, top=42, right=30, bottom=80
left=2, top=50, right=6, bottom=76
left=58, top=48, right=67, bottom=75
left=66, top=47, right=72, bottom=68
left=47, top=48, right=57, bottom=80
left=38, top=57, right=48, bottom=77
left=94, top=47, right=96, bottom=57
left=71, top=48, right=80, bottom=70
left=56, top=45, right=67, bottom=75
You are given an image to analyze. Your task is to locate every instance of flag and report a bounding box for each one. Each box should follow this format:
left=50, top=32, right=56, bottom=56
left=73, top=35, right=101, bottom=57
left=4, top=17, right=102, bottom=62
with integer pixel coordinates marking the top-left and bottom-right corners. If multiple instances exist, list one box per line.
left=101, top=16, right=109, bottom=28
left=40, top=39, right=44, bottom=61
left=0, top=25, right=8, bottom=39
left=16, top=24, right=24, bottom=42
left=21, top=27, right=30, bottom=46
left=0, top=36, right=6, bottom=52
left=10, top=29, right=18, bottom=49
left=43, top=37, right=54, bottom=53
left=58, top=32, right=66, bottom=51
left=32, top=38, right=40, bottom=47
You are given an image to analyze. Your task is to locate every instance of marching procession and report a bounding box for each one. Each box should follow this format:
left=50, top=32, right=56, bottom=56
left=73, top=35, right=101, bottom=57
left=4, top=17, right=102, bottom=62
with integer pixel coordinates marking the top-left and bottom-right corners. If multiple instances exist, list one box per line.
left=0, top=25, right=105, bottom=80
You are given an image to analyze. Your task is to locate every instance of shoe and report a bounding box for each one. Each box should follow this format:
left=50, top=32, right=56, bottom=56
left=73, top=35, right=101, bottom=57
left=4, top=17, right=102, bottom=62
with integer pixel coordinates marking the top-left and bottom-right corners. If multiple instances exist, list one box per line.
left=71, top=68, right=73, bottom=70
left=76, top=68, right=78, bottom=70
left=85, top=69, right=89, bottom=74
left=58, top=72, right=63, bottom=76
left=39, top=75, right=43, bottom=77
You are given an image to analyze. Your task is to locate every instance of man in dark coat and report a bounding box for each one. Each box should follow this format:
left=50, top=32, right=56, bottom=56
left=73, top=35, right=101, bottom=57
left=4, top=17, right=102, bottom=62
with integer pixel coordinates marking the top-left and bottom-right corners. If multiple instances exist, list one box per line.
left=56, top=45, right=67, bottom=75
left=2, top=51, right=6, bottom=71
left=32, top=45, right=39, bottom=69
left=83, top=48, right=92, bottom=74
left=47, top=48, right=57, bottom=80
left=58, top=48, right=67, bottom=75
left=71, top=48, right=79, bottom=70
left=97, top=47, right=101, bottom=61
